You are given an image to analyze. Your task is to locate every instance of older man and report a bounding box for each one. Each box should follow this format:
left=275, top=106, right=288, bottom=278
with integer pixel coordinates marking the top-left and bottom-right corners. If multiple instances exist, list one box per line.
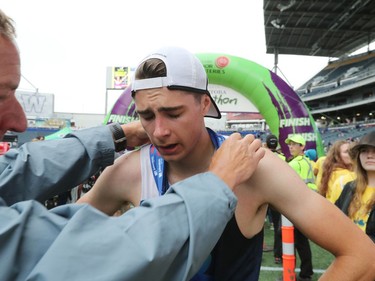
left=0, top=9, right=265, bottom=281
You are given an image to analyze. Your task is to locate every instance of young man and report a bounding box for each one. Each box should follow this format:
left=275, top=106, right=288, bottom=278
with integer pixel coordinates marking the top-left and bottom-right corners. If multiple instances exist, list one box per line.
left=80, top=46, right=375, bottom=281
left=0, top=9, right=266, bottom=281
left=285, top=134, right=316, bottom=281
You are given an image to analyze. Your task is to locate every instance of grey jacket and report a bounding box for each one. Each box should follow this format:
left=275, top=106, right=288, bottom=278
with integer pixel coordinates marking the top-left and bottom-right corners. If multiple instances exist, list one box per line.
left=0, top=126, right=237, bottom=281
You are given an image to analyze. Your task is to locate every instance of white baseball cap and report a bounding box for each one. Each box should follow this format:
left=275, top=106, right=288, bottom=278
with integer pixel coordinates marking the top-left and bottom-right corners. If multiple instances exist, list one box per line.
left=131, top=46, right=221, bottom=119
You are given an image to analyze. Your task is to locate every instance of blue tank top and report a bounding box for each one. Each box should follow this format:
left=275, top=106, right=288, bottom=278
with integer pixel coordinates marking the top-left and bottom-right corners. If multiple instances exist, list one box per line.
left=149, top=128, right=263, bottom=281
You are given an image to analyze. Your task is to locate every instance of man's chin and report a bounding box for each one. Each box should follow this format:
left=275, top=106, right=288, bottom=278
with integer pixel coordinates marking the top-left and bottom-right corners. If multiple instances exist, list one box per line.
left=160, top=151, right=188, bottom=164
left=160, top=154, right=179, bottom=162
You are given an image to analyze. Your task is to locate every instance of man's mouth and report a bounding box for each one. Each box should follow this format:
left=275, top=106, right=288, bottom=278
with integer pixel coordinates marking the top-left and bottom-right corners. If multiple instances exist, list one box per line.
left=156, top=144, right=178, bottom=154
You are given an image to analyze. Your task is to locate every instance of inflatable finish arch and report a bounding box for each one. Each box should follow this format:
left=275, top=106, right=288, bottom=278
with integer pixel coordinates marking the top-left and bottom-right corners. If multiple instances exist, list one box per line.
left=196, top=53, right=324, bottom=159
left=104, top=86, right=137, bottom=125
left=104, top=53, right=324, bottom=159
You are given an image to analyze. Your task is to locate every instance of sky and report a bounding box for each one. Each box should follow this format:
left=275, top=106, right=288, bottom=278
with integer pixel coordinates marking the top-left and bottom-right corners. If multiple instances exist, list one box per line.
left=2, top=0, right=334, bottom=114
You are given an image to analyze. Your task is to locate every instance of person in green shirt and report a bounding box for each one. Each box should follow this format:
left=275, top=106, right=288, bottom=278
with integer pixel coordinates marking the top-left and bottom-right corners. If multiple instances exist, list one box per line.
left=286, top=134, right=317, bottom=192
left=285, top=134, right=316, bottom=281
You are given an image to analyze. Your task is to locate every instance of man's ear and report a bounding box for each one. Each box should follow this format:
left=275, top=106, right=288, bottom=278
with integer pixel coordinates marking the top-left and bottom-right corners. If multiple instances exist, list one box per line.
left=202, top=94, right=211, bottom=115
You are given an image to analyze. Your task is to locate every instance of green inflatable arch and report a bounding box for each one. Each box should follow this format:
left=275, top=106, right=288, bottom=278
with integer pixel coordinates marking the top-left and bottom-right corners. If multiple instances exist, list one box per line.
left=105, top=53, right=324, bottom=159
left=196, top=53, right=324, bottom=158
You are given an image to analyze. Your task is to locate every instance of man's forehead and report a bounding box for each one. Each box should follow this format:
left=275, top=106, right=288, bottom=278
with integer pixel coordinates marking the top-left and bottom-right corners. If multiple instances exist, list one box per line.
left=0, top=36, right=20, bottom=64
left=0, top=36, right=21, bottom=89
left=135, top=88, right=194, bottom=104
left=136, top=103, right=185, bottom=114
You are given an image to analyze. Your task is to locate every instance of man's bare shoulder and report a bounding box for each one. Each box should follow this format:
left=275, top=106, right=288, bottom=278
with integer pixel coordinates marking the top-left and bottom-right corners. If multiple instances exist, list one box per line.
left=110, top=147, right=144, bottom=178
left=115, top=147, right=142, bottom=164
left=80, top=146, right=146, bottom=212
left=245, top=150, right=300, bottom=201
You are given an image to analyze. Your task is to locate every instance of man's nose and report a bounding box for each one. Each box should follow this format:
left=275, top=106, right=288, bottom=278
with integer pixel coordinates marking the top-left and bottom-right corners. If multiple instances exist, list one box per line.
left=5, top=97, right=27, bottom=133
left=153, top=118, right=170, bottom=138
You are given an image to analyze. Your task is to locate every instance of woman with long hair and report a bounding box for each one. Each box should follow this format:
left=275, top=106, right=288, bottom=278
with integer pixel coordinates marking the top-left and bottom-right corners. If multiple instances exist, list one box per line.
left=318, top=140, right=355, bottom=202
left=335, top=130, right=375, bottom=242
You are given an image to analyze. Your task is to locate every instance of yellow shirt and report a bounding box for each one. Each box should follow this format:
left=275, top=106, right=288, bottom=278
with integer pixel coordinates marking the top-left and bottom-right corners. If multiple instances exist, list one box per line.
left=325, top=168, right=356, bottom=202
left=314, top=156, right=326, bottom=188
left=352, top=186, right=375, bottom=232
left=329, top=172, right=357, bottom=204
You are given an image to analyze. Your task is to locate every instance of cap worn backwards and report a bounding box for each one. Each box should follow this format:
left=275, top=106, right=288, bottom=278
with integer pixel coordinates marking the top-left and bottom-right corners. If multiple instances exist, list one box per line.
left=131, top=46, right=221, bottom=119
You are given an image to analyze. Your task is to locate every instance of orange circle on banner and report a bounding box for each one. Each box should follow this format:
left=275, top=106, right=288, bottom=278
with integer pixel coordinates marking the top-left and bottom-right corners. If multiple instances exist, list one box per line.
left=215, top=56, right=230, bottom=68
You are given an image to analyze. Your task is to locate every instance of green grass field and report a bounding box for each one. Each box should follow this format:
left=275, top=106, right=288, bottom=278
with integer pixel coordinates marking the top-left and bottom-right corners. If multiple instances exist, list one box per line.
left=259, top=221, right=335, bottom=281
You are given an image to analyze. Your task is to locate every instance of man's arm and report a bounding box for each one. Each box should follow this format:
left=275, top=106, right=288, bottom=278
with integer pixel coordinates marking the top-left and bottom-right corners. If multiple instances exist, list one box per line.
left=0, top=122, right=148, bottom=205
left=0, top=133, right=264, bottom=281
left=248, top=151, right=375, bottom=281
left=0, top=173, right=237, bottom=281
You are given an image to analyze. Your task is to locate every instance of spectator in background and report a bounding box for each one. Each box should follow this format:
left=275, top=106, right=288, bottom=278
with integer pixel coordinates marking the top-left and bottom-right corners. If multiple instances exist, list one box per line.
left=266, top=134, right=286, bottom=161
left=335, top=130, right=375, bottom=242
left=318, top=140, right=355, bottom=202
left=313, top=154, right=326, bottom=188
left=286, top=135, right=317, bottom=192
left=304, top=148, right=317, bottom=163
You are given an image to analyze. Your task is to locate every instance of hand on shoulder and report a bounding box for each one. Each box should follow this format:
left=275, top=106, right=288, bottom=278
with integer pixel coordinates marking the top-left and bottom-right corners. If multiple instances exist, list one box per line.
left=209, top=133, right=265, bottom=190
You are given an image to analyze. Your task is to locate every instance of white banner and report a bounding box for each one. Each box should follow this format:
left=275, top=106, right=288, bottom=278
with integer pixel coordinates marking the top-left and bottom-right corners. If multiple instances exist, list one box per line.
left=16, top=90, right=54, bottom=117
left=208, top=84, right=258, bottom=113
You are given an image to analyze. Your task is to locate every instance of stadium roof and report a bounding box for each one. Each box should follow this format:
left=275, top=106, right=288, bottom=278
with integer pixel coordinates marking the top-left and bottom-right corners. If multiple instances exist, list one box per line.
left=264, top=0, right=375, bottom=58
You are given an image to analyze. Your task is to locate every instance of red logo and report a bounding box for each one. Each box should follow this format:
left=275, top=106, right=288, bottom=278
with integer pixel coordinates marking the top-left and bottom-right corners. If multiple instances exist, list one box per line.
left=215, top=56, right=230, bottom=68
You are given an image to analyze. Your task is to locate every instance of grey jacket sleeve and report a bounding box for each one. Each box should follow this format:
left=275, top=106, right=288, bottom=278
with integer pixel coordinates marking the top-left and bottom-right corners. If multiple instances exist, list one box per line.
left=0, top=172, right=237, bottom=281
left=0, top=126, right=115, bottom=205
